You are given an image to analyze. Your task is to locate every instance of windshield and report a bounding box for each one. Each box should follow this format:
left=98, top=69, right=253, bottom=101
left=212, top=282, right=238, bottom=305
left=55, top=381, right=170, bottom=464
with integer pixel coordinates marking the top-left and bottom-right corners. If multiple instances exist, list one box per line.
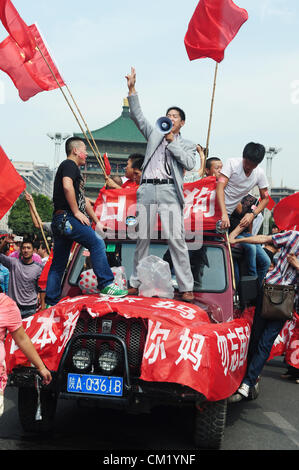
left=69, top=242, right=227, bottom=293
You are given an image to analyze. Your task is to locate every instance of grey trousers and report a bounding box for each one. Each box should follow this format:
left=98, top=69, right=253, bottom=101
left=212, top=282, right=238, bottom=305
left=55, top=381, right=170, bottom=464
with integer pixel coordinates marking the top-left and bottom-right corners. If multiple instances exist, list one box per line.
left=130, top=183, right=194, bottom=293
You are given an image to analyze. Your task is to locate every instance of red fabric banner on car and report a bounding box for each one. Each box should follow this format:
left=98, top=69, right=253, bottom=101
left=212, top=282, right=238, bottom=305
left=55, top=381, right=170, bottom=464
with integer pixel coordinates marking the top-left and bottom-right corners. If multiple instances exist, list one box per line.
left=93, top=176, right=222, bottom=234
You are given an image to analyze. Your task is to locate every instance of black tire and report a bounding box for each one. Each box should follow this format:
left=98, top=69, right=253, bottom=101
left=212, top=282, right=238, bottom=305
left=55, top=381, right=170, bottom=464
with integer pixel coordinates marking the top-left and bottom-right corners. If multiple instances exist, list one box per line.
left=194, top=399, right=227, bottom=450
left=18, top=387, right=57, bottom=433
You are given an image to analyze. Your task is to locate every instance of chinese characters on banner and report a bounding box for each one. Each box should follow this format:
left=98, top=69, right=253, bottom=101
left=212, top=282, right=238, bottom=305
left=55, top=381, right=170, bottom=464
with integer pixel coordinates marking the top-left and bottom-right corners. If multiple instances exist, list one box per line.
left=4, top=296, right=298, bottom=400
left=93, top=176, right=221, bottom=236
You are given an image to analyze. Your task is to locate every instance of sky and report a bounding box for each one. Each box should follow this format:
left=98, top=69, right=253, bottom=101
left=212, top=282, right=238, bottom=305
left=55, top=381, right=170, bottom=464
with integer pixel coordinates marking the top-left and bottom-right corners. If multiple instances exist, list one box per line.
left=0, top=0, right=299, bottom=190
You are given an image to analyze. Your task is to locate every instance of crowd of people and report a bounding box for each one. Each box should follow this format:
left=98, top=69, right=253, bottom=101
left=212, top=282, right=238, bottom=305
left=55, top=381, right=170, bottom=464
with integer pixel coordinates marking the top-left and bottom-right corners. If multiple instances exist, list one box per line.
left=0, top=67, right=298, bottom=416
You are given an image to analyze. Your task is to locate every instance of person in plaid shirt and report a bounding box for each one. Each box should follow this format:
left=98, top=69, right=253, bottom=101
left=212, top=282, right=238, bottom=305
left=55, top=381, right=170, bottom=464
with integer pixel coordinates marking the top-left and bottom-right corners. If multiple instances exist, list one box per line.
left=229, top=230, right=299, bottom=397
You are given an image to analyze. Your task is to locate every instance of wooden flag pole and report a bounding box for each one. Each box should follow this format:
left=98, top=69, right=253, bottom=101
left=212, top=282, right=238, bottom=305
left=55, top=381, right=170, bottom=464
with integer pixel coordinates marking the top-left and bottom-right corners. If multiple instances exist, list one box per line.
left=65, top=84, right=106, bottom=176
left=35, top=45, right=107, bottom=176
left=30, top=202, right=51, bottom=255
left=201, top=62, right=219, bottom=177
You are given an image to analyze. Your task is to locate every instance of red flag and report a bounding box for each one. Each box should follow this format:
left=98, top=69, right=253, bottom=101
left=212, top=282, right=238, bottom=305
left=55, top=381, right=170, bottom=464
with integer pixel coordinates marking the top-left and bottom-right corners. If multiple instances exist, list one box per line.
left=184, top=0, right=248, bottom=63
left=0, top=23, right=65, bottom=101
left=0, top=0, right=36, bottom=60
left=273, top=192, right=299, bottom=231
left=0, top=146, right=26, bottom=219
left=103, top=152, right=111, bottom=176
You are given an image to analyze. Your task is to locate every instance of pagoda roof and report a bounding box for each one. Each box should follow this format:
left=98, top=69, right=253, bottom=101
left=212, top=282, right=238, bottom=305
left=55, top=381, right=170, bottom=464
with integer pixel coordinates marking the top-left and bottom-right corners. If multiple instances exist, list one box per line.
left=75, top=99, right=147, bottom=144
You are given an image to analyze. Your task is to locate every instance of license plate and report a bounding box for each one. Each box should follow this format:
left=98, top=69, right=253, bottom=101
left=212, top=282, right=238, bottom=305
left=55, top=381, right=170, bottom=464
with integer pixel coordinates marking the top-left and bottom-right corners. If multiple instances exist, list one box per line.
left=67, top=373, right=123, bottom=397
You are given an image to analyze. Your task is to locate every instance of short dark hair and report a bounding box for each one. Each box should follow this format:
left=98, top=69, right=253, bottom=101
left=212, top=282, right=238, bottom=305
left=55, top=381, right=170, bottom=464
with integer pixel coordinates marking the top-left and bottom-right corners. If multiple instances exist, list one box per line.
left=131, top=155, right=144, bottom=171
left=128, top=153, right=144, bottom=164
left=206, top=157, right=221, bottom=170
left=243, top=142, right=265, bottom=164
left=65, top=137, right=85, bottom=156
left=166, top=106, right=186, bottom=121
left=21, top=238, right=34, bottom=249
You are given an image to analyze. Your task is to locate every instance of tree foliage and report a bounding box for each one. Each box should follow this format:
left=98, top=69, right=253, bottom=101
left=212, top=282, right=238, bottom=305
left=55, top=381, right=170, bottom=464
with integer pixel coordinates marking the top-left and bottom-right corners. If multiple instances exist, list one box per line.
left=8, top=193, right=53, bottom=236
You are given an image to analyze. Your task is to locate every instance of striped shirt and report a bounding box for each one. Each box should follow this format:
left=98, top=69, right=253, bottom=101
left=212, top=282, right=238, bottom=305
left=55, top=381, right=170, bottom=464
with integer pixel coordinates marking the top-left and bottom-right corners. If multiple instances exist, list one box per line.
left=266, top=231, right=299, bottom=288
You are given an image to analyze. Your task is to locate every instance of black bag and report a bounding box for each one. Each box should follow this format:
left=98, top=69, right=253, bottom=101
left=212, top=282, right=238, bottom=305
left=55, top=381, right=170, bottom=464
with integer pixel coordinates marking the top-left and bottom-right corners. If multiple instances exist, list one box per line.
left=261, top=282, right=295, bottom=321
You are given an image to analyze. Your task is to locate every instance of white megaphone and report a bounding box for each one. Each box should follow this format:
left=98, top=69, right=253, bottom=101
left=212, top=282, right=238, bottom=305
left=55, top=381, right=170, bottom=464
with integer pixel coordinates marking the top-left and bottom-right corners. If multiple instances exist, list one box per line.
left=155, top=116, right=173, bottom=134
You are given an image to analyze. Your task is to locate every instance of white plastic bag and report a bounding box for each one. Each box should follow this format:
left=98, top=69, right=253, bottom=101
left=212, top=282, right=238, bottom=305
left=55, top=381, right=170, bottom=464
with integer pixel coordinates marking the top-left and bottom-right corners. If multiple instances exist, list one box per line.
left=137, top=255, right=174, bottom=298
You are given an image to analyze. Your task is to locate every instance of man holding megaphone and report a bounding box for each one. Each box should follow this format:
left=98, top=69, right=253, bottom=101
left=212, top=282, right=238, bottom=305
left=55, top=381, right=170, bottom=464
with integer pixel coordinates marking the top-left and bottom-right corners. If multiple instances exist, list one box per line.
left=125, top=67, right=197, bottom=302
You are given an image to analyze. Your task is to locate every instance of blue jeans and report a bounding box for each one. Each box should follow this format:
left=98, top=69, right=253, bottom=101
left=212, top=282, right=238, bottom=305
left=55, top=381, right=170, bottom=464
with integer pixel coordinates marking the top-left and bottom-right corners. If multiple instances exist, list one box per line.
left=243, top=292, right=285, bottom=387
left=45, top=212, right=114, bottom=306
left=234, top=233, right=271, bottom=287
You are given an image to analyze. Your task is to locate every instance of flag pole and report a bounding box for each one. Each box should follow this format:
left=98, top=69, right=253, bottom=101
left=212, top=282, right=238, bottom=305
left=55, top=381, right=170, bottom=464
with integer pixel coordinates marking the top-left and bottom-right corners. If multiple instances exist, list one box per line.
left=202, top=62, right=219, bottom=177
left=35, top=45, right=107, bottom=176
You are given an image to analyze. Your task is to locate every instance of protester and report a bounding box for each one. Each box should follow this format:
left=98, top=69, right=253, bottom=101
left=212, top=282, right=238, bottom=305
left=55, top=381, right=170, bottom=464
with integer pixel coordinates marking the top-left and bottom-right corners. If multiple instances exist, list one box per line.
left=229, top=194, right=271, bottom=286
left=131, top=155, right=144, bottom=185
left=45, top=137, right=128, bottom=306
left=0, top=292, right=52, bottom=416
left=0, top=263, right=9, bottom=294
left=0, top=236, right=43, bottom=318
left=38, top=242, right=49, bottom=266
left=105, top=154, right=144, bottom=189
left=9, top=236, right=43, bottom=265
left=125, top=67, right=197, bottom=302
left=217, top=142, right=269, bottom=230
left=229, top=230, right=299, bottom=397
left=205, top=156, right=223, bottom=179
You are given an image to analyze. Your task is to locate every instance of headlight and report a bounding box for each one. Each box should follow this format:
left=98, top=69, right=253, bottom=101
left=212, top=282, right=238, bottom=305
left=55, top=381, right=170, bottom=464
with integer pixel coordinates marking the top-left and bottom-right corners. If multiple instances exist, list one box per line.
left=98, top=350, right=118, bottom=373
left=72, top=349, right=91, bottom=370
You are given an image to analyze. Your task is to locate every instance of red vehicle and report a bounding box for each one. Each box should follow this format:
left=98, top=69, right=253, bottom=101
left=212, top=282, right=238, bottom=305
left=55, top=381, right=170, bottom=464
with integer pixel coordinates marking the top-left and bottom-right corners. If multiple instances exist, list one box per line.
left=6, top=228, right=259, bottom=450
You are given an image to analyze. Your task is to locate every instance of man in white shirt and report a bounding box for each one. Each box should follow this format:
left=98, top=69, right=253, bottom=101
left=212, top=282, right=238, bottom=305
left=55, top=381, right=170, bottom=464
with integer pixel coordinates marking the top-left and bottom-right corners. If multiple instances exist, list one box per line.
left=217, top=142, right=269, bottom=230
left=217, top=143, right=271, bottom=286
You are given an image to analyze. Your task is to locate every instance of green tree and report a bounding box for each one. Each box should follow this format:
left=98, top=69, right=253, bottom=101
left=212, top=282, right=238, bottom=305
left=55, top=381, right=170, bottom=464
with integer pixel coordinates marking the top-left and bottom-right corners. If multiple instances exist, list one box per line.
left=8, top=193, right=53, bottom=236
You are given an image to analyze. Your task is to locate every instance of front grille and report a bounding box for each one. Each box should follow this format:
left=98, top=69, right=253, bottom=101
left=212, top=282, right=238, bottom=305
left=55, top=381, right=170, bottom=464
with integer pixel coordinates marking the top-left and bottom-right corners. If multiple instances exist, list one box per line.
left=67, top=310, right=148, bottom=376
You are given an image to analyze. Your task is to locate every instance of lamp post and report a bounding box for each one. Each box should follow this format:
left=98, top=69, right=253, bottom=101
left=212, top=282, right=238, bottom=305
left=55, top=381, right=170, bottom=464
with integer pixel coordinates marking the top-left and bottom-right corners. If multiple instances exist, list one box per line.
left=47, top=132, right=71, bottom=188
left=263, top=146, right=282, bottom=234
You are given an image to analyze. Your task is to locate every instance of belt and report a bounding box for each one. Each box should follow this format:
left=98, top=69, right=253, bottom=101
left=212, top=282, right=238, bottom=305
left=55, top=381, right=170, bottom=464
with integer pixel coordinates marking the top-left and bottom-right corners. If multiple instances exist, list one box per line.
left=141, top=178, right=174, bottom=185
left=54, top=210, right=67, bottom=215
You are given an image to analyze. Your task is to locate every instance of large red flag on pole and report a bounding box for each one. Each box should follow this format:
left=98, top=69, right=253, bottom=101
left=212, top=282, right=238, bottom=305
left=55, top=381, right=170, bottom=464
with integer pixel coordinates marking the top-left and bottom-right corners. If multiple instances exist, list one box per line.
left=0, top=0, right=35, bottom=60
left=273, top=192, right=299, bottom=231
left=0, top=23, right=65, bottom=101
left=0, top=146, right=26, bottom=220
left=184, top=0, right=248, bottom=63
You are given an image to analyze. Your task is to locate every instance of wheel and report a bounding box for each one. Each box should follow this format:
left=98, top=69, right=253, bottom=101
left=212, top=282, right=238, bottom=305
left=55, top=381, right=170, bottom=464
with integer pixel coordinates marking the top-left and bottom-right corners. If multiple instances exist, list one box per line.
left=194, top=399, right=227, bottom=450
left=18, top=387, right=57, bottom=433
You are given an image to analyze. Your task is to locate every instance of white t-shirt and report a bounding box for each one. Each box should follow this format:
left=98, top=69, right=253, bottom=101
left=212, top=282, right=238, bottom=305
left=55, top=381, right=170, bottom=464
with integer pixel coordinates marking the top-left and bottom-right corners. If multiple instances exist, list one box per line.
left=221, top=158, right=268, bottom=215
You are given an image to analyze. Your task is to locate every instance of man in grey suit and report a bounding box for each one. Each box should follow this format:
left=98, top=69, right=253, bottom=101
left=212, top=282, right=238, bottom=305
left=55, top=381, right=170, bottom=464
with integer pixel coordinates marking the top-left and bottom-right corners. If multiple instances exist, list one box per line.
left=126, top=67, right=197, bottom=302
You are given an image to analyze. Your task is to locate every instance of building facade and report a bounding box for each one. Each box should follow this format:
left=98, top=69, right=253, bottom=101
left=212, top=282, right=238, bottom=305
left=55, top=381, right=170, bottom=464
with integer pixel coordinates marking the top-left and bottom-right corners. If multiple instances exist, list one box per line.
left=12, top=161, right=53, bottom=199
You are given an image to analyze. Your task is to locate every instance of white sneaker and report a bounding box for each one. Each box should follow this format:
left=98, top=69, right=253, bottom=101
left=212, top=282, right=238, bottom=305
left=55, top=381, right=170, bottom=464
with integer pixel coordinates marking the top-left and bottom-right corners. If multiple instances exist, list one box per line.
left=238, top=383, right=250, bottom=398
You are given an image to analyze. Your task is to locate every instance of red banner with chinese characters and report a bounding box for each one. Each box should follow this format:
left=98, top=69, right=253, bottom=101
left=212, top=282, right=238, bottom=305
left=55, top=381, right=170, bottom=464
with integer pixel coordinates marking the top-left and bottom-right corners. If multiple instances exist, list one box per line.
left=5, top=295, right=254, bottom=401
left=268, top=312, right=299, bottom=370
left=93, top=176, right=221, bottom=234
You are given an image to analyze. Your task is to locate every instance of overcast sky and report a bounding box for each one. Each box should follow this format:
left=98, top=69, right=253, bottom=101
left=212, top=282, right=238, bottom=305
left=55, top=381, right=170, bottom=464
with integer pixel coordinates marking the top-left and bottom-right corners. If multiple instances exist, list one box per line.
left=0, top=0, right=299, bottom=189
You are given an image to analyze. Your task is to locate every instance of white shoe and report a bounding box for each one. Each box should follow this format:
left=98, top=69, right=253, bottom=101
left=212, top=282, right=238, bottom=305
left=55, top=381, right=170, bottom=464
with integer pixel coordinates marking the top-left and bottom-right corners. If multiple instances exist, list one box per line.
left=238, top=383, right=250, bottom=398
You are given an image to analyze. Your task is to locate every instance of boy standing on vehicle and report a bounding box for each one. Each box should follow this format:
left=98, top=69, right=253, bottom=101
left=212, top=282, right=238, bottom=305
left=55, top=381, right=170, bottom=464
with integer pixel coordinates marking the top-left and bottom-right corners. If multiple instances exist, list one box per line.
left=45, top=137, right=128, bottom=306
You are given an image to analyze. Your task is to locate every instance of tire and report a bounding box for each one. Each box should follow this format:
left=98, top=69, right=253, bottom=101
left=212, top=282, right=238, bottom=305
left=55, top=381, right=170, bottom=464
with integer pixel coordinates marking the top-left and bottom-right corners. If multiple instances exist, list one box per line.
left=194, top=399, right=227, bottom=450
left=18, top=387, right=57, bottom=433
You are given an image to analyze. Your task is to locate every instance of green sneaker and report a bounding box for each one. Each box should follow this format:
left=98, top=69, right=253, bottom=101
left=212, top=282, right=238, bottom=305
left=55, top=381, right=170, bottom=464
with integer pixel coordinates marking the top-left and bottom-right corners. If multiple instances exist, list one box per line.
left=100, top=283, right=128, bottom=298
